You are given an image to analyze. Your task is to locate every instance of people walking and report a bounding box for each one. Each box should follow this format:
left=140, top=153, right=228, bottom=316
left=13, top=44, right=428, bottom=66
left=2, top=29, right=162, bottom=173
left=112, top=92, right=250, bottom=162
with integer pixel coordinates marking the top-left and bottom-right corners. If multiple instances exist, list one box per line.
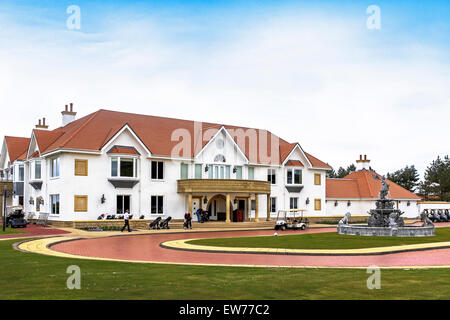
left=121, top=210, right=131, bottom=232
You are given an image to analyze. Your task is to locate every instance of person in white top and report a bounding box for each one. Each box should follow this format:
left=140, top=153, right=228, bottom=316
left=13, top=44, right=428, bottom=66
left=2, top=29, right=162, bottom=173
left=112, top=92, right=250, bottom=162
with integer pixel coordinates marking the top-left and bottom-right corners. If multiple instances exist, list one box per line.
left=121, top=210, right=131, bottom=232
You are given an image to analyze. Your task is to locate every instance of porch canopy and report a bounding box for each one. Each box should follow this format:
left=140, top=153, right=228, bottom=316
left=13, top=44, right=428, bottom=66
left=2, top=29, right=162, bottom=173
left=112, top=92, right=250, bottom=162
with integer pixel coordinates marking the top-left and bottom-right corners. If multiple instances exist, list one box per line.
left=177, top=179, right=271, bottom=223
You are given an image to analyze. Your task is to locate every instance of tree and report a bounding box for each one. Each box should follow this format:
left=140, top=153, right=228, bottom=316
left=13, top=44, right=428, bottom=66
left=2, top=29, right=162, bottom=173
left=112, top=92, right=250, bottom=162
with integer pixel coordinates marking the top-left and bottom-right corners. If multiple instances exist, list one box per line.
left=386, top=165, right=420, bottom=192
left=422, top=155, right=450, bottom=201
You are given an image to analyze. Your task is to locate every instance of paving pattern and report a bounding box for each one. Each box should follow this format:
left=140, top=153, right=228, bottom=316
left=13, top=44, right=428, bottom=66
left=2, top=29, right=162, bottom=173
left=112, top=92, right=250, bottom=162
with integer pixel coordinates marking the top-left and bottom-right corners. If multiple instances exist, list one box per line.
left=0, top=224, right=70, bottom=240
left=44, top=226, right=450, bottom=269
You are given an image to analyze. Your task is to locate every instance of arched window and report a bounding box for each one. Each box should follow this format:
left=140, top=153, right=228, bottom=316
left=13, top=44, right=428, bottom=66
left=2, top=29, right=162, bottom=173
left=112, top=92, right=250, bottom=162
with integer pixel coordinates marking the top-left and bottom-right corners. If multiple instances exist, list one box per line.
left=214, top=154, right=226, bottom=163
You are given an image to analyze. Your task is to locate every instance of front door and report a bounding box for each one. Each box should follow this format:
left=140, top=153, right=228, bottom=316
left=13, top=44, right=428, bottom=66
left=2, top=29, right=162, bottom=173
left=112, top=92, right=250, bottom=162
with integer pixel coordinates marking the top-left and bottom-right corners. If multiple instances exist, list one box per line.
left=117, top=195, right=131, bottom=214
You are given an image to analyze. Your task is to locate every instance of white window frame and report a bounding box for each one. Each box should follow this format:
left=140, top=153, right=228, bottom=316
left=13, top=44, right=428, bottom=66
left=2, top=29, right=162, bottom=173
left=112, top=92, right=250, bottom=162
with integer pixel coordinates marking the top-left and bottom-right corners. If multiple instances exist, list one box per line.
left=267, top=169, right=276, bottom=184
left=289, top=197, right=298, bottom=209
left=110, top=156, right=138, bottom=178
left=50, top=194, right=60, bottom=215
left=270, top=197, right=277, bottom=213
left=50, top=158, right=60, bottom=178
left=150, top=195, right=164, bottom=215
left=286, top=168, right=302, bottom=185
left=34, top=161, right=42, bottom=180
left=151, top=161, right=164, bottom=181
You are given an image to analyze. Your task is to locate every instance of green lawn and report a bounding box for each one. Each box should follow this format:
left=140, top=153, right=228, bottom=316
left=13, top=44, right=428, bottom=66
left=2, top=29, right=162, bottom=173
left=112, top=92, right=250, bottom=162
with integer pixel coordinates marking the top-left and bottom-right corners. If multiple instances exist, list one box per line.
left=0, top=227, right=26, bottom=236
left=1, top=238, right=450, bottom=299
left=187, top=227, right=450, bottom=250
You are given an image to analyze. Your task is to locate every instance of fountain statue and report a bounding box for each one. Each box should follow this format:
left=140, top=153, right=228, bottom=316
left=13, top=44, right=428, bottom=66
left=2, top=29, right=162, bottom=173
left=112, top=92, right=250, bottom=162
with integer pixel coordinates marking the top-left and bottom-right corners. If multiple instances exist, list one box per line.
left=337, top=175, right=435, bottom=237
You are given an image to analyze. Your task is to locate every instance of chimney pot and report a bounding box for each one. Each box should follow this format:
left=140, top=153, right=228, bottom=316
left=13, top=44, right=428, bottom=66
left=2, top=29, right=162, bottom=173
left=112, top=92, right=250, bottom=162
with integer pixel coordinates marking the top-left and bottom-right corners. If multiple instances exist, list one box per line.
left=43, top=118, right=46, bottom=125
left=364, top=155, right=367, bottom=160
left=70, top=103, right=73, bottom=112
left=359, top=155, right=362, bottom=160
left=38, top=119, right=41, bottom=125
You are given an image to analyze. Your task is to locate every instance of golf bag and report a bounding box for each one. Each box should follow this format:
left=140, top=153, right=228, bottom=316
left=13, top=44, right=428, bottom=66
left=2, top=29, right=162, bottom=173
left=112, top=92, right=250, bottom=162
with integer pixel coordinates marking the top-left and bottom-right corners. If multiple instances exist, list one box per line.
left=149, top=217, right=162, bottom=229
left=160, top=216, right=172, bottom=229
left=431, top=210, right=441, bottom=222
left=438, top=210, right=448, bottom=222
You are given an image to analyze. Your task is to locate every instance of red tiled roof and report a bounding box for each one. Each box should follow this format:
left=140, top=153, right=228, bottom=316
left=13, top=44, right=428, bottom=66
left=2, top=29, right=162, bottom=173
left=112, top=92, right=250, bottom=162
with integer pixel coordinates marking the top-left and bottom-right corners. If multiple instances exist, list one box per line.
left=4, top=136, right=30, bottom=162
left=107, top=146, right=140, bottom=155
left=31, top=109, right=330, bottom=167
left=285, top=160, right=304, bottom=167
left=326, top=170, right=421, bottom=200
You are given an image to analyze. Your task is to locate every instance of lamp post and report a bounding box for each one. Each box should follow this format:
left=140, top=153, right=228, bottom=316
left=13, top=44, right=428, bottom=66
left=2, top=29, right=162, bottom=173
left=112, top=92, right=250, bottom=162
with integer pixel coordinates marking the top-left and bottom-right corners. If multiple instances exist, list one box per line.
left=3, top=188, right=10, bottom=232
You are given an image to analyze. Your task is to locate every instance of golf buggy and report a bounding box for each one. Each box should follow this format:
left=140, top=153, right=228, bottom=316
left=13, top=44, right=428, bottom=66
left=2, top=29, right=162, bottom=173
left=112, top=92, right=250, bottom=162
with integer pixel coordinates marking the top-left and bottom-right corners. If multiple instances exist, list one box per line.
left=6, top=206, right=28, bottom=228
left=274, top=209, right=309, bottom=231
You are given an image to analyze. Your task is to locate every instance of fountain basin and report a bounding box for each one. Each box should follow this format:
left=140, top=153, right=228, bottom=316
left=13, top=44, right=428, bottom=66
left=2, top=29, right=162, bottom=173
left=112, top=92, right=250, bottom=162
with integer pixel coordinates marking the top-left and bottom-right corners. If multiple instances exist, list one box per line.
left=337, top=224, right=435, bottom=237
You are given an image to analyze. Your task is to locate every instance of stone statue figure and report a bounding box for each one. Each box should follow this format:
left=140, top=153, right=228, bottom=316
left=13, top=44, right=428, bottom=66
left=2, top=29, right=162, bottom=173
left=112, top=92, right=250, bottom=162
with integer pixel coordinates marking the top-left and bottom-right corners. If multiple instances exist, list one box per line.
left=421, top=211, right=434, bottom=227
left=339, top=212, right=351, bottom=225
left=379, top=175, right=389, bottom=200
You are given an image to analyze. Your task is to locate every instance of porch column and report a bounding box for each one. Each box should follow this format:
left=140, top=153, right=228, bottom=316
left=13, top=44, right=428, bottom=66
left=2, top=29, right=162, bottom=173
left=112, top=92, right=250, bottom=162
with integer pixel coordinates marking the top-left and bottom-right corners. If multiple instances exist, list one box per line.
left=188, top=193, right=193, bottom=214
left=226, top=193, right=231, bottom=223
left=254, top=194, right=259, bottom=222
left=266, top=194, right=271, bottom=221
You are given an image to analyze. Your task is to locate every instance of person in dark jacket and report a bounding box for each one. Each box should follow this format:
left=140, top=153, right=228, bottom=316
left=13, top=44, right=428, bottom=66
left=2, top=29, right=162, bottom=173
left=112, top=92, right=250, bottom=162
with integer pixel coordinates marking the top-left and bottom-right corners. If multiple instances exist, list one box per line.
left=184, top=212, right=192, bottom=229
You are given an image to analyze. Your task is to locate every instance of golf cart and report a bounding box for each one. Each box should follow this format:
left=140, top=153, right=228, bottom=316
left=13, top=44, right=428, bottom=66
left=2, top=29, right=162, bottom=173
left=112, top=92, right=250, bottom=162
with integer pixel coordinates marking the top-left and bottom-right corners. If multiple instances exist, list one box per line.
left=6, top=206, right=27, bottom=228
left=274, top=209, right=309, bottom=231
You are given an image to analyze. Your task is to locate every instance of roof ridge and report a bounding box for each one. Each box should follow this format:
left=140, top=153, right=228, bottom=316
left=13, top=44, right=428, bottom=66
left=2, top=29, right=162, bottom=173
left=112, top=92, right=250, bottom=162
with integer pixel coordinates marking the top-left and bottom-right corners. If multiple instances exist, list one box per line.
left=57, top=110, right=101, bottom=149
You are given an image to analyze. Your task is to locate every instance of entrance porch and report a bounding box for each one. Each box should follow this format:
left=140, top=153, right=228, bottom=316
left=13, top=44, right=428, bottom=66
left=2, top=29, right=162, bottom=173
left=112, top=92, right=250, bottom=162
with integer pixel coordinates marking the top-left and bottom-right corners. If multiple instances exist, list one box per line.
left=177, top=179, right=271, bottom=223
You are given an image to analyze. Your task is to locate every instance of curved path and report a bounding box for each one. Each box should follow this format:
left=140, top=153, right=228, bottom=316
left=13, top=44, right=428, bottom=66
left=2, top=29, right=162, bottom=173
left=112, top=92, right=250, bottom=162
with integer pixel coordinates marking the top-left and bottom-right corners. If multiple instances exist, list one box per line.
left=18, top=226, right=450, bottom=269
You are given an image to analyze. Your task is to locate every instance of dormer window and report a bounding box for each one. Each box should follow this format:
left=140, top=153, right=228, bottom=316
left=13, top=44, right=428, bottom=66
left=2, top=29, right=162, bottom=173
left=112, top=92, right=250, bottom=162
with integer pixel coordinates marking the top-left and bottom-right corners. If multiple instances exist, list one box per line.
left=287, top=168, right=302, bottom=185
left=111, top=157, right=138, bottom=178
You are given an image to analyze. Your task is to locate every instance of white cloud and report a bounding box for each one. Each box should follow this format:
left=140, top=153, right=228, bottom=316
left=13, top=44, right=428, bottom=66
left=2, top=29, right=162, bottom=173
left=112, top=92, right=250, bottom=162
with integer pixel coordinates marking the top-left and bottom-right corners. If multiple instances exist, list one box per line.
left=0, top=9, right=448, bottom=177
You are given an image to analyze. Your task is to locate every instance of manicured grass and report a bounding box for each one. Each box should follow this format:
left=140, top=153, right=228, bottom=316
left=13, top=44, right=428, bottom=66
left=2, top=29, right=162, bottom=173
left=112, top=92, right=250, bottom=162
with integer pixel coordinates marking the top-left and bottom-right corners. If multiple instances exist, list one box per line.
left=0, top=226, right=26, bottom=236
left=188, top=227, right=450, bottom=250
left=1, top=238, right=450, bottom=299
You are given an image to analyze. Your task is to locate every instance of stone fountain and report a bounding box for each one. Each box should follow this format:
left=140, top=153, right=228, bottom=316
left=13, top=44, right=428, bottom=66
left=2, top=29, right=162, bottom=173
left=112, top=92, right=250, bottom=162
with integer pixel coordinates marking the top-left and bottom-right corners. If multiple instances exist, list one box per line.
left=337, top=175, right=435, bottom=237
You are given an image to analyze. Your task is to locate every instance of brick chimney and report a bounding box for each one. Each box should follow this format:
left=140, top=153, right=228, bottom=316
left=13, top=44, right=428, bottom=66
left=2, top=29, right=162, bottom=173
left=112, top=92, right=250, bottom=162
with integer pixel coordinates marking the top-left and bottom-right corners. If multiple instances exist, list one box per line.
left=61, top=103, right=77, bottom=126
left=35, top=118, right=49, bottom=129
left=356, top=154, right=370, bottom=171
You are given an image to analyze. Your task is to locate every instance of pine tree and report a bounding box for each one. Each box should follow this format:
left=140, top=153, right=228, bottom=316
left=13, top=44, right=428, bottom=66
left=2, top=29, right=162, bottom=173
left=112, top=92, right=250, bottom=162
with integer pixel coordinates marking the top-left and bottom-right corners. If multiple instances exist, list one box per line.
left=386, top=165, right=420, bottom=192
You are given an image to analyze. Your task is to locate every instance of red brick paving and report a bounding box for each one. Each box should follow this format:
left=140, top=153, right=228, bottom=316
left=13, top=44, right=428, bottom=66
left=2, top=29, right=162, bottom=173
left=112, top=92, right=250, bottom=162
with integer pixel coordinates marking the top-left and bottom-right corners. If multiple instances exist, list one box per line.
left=0, top=224, right=70, bottom=239
left=51, top=227, right=450, bottom=268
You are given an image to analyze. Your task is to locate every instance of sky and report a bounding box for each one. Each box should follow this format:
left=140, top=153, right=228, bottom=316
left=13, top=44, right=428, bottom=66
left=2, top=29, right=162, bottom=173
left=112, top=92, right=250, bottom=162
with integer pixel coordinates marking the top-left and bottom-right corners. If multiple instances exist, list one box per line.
left=0, top=0, right=449, bottom=177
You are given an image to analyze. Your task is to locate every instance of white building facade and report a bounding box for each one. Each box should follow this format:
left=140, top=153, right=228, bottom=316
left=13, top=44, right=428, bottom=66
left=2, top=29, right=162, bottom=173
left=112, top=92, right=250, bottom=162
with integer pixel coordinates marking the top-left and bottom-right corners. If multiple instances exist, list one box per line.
left=2, top=107, right=332, bottom=223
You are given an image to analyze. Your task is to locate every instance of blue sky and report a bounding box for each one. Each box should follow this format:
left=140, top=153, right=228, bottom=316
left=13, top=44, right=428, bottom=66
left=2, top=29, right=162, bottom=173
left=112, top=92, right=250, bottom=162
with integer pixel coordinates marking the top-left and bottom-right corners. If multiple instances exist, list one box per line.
left=0, top=0, right=449, bottom=175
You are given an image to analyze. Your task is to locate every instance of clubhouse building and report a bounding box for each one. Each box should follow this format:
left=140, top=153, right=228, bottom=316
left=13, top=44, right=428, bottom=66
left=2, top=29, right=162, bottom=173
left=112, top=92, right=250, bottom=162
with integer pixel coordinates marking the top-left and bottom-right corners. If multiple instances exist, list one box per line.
left=0, top=105, right=422, bottom=223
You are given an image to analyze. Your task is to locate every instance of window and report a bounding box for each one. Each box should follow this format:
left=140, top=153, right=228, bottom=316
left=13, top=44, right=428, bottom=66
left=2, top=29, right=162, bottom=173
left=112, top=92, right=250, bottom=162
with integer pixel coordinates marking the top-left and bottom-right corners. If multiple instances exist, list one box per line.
left=180, top=163, right=188, bottom=179
left=286, top=169, right=302, bottom=184
left=50, top=195, right=60, bottom=214
left=248, top=167, right=254, bottom=180
left=151, top=161, right=164, bottom=180
left=270, top=197, right=277, bottom=213
left=74, top=195, right=88, bottom=212
left=35, top=161, right=41, bottom=180
left=75, top=159, right=88, bottom=176
left=235, top=166, right=242, bottom=179
left=117, top=195, right=131, bottom=214
left=290, top=197, right=298, bottom=209
left=251, top=200, right=256, bottom=211
left=195, top=164, right=202, bottom=179
left=18, top=165, right=24, bottom=181
left=50, top=158, right=60, bottom=178
left=111, top=157, right=137, bottom=178
left=267, top=169, right=276, bottom=184
left=210, top=165, right=230, bottom=179
left=315, top=198, right=322, bottom=211
left=151, top=196, right=164, bottom=214
left=314, top=173, right=321, bottom=185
